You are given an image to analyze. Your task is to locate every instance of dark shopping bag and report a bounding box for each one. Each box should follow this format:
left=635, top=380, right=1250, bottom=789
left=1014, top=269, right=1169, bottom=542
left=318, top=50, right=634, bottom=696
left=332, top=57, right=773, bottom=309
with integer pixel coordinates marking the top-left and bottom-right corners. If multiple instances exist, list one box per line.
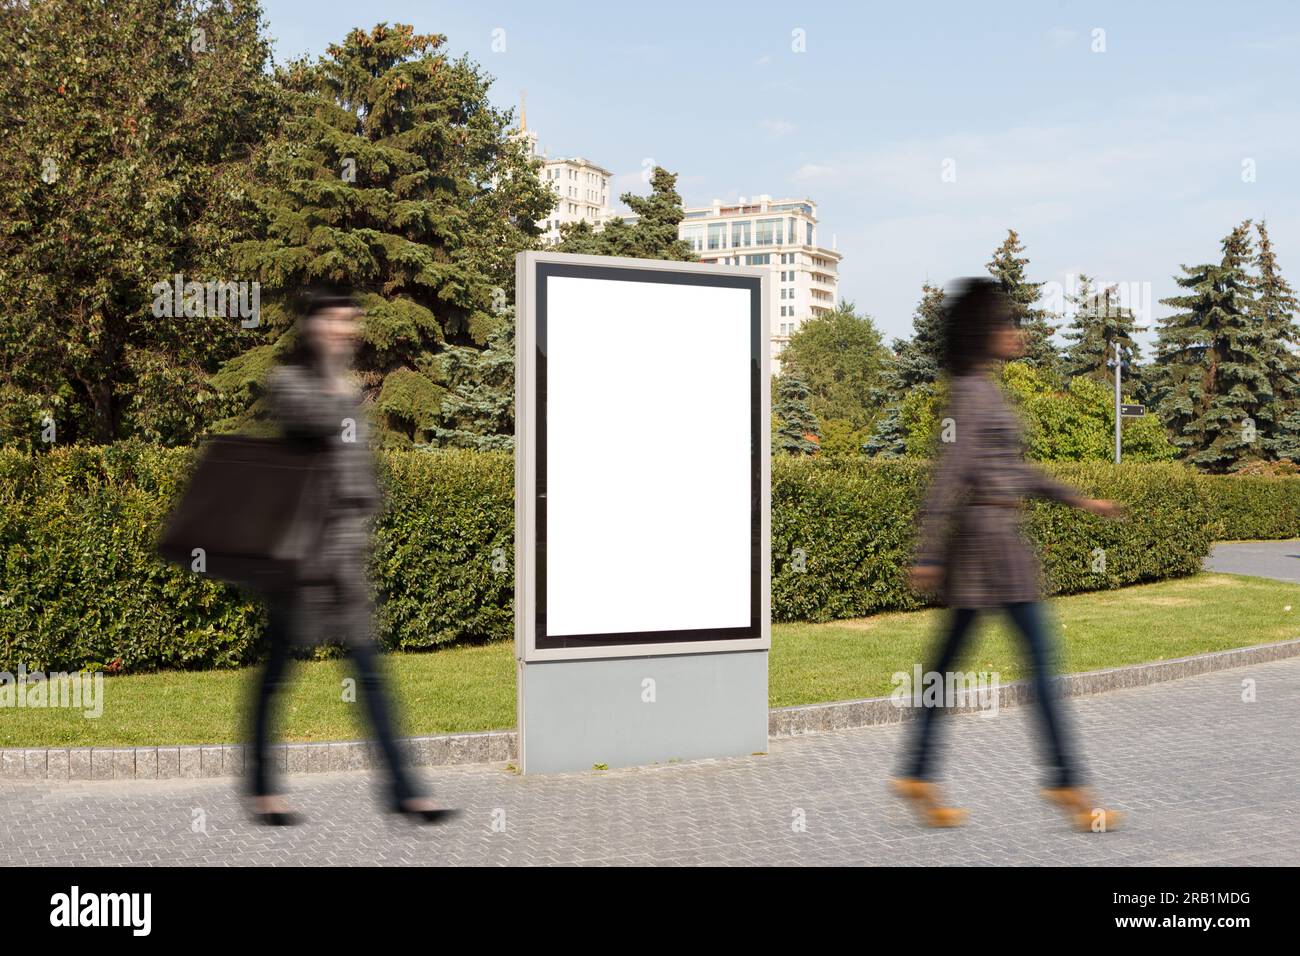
left=157, top=435, right=332, bottom=593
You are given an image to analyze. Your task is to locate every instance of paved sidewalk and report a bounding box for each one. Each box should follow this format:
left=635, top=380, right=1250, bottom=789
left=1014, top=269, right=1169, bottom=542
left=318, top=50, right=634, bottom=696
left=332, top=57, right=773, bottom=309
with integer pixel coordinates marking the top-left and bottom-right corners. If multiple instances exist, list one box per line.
left=2, top=658, right=1296, bottom=866
left=1206, top=540, right=1300, bottom=582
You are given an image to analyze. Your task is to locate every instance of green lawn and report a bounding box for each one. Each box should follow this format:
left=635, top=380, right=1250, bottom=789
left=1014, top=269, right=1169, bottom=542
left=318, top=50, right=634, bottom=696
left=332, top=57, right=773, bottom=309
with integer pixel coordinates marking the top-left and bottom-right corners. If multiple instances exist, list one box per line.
left=4, top=573, right=1296, bottom=748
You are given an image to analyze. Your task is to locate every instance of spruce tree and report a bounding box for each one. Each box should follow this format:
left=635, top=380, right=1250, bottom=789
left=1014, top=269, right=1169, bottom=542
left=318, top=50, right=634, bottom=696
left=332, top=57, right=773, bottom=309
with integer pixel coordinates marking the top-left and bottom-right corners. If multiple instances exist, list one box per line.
left=555, top=166, right=695, bottom=261
left=773, top=364, right=820, bottom=455
left=1253, top=220, right=1300, bottom=460
left=986, top=230, right=1059, bottom=377
left=1062, top=274, right=1141, bottom=384
left=891, top=281, right=946, bottom=390
left=866, top=282, right=945, bottom=456
left=222, top=24, right=553, bottom=447
left=1153, top=220, right=1270, bottom=471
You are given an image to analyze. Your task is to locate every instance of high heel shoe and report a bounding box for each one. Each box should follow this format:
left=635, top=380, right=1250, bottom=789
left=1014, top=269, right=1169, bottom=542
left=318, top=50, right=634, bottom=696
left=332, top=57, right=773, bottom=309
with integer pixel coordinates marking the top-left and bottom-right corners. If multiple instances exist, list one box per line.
left=1041, top=785, right=1125, bottom=832
left=251, top=809, right=303, bottom=826
left=390, top=797, right=461, bottom=824
left=890, top=777, right=968, bottom=828
left=248, top=794, right=302, bottom=826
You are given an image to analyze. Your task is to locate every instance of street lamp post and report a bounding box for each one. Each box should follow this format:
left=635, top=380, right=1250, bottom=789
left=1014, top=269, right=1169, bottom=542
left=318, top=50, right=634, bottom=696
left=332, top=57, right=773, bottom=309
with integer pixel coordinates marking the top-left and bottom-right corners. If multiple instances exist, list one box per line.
left=1110, top=340, right=1122, bottom=464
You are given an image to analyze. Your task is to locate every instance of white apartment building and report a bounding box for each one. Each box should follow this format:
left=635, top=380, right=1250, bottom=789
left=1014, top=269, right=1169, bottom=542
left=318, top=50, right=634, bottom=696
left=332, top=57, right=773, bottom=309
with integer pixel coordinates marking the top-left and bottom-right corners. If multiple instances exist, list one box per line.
left=511, top=110, right=840, bottom=371
left=537, top=157, right=613, bottom=242
left=514, top=103, right=614, bottom=243
left=680, top=196, right=841, bottom=373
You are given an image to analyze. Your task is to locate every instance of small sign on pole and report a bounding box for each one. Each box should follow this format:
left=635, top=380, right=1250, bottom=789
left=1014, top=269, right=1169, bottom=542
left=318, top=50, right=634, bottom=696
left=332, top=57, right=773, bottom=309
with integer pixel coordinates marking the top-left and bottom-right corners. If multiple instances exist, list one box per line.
left=1120, top=404, right=1146, bottom=417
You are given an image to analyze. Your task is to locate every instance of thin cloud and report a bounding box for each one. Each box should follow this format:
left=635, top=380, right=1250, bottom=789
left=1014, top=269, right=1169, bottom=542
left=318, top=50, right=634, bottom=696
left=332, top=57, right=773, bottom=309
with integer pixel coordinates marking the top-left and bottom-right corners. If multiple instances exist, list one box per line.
left=760, top=118, right=797, bottom=137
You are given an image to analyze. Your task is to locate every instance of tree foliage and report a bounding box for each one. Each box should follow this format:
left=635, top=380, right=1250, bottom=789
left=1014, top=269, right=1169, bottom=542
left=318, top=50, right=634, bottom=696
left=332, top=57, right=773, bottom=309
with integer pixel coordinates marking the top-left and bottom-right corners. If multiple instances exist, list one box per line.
left=773, top=364, right=820, bottom=455
left=554, top=166, right=695, bottom=261
left=867, top=282, right=944, bottom=456
left=987, top=229, right=1059, bottom=377
left=219, top=23, right=553, bottom=447
left=778, top=300, right=889, bottom=431
left=1152, top=220, right=1273, bottom=471
left=1061, top=274, right=1141, bottom=384
left=1253, top=221, right=1300, bottom=461
left=0, top=0, right=279, bottom=449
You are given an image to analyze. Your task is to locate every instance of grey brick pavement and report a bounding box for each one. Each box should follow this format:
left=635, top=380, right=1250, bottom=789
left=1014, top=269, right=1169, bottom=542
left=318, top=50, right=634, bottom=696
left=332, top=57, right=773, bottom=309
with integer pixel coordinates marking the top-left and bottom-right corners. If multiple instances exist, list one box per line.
left=2, top=658, right=1296, bottom=866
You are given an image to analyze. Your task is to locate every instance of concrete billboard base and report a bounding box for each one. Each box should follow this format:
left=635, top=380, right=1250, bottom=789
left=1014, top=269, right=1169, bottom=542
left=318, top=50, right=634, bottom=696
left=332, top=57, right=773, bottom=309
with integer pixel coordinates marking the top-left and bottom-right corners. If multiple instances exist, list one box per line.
left=517, top=650, right=769, bottom=774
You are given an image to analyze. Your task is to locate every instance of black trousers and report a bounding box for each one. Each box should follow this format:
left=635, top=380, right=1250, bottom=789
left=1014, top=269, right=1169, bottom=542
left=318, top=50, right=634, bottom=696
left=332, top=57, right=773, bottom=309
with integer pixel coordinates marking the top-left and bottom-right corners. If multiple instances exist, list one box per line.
left=248, top=598, right=416, bottom=805
left=904, top=601, right=1082, bottom=789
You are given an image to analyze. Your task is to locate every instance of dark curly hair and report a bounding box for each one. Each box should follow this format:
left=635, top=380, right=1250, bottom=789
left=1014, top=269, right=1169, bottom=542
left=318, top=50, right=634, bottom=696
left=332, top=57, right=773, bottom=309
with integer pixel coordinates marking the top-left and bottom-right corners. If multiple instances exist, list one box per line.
left=941, top=277, right=1016, bottom=376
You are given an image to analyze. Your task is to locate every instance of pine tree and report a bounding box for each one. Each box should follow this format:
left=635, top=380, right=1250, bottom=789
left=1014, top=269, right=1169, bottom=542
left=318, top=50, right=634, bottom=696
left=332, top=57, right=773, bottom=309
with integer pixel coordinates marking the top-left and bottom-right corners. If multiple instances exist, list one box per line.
left=222, top=24, right=553, bottom=447
left=891, top=281, right=946, bottom=391
left=865, top=282, right=944, bottom=456
left=1062, top=274, right=1141, bottom=385
left=773, top=364, right=820, bottom=455
left=1253, top=220, right=1300, bottom=460
left=555, top=166, right=695, bottom=261
left=986, top=230, right=1059, bottom=376
left=1153, top=220, right=1270, bottom=471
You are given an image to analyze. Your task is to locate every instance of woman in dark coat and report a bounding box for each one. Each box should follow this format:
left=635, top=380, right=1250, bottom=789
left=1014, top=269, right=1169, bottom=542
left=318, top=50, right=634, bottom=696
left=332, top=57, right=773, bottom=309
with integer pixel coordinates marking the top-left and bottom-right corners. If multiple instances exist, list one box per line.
left=248, top=287, right=455, bottom=825
left=893, top=278, right=1125, bottom=832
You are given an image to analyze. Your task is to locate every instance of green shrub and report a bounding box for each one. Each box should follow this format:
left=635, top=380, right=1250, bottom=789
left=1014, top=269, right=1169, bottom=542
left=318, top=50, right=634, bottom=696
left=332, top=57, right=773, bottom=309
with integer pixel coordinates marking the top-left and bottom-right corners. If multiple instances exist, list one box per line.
left=1198, top=474, right=1300, bottom=540
left=772, top=458, right=1211, bottom=622
left=0, top=444, right=1282, bottom=670
left=0, top=442, right=262, bottom=673
left=0, top=443, right=513, bottom=672
left=373, top=449, right=514, bottom=651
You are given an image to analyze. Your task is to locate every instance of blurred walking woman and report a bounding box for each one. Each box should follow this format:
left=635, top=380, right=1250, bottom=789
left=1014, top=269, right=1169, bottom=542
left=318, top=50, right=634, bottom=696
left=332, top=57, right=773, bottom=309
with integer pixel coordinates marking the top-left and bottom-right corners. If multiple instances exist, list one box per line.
left=248, top=286, right=454, bottom=825
left=893, top=278, right=1124, bottom=832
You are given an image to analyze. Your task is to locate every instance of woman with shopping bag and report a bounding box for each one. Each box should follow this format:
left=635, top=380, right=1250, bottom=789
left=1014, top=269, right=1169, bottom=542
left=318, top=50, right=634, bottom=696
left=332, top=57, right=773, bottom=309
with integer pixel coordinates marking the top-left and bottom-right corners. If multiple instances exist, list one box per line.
left=164, top=285, right=457, bottom=826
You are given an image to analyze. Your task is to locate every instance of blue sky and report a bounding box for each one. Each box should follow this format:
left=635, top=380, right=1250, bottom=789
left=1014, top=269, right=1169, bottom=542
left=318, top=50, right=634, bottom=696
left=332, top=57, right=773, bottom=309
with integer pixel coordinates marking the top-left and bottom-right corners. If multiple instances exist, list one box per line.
left=261, top=0, right=1300, bottom=344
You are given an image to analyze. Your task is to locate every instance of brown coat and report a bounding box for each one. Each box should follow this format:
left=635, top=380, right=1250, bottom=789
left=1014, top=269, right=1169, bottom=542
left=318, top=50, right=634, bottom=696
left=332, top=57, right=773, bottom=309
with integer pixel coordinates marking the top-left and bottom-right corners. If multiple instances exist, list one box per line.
left=916, top=372, right=1080, bottom=608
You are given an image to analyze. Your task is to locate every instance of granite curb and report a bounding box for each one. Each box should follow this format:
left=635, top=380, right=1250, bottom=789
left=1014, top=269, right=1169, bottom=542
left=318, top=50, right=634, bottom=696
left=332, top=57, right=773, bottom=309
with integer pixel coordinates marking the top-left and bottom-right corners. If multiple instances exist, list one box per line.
left=5, top=638, right=1297, bottom=780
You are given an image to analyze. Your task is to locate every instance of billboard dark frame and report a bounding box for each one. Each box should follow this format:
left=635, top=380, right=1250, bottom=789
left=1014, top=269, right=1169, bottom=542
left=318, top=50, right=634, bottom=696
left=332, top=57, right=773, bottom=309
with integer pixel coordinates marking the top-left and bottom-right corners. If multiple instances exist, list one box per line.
left=531, top=260, right=764, bottom=651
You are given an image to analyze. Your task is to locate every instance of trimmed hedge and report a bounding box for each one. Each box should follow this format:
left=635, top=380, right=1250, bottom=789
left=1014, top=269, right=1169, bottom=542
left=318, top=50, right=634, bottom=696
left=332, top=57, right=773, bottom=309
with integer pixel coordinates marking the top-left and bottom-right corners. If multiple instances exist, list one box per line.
left=772, top=458, right=1212, bottom=622
left=0, top=444, right=1285, bottom=671
left=0, top=444, right=513, bottom=672
left=1198, top=474, right=1300, bottom=541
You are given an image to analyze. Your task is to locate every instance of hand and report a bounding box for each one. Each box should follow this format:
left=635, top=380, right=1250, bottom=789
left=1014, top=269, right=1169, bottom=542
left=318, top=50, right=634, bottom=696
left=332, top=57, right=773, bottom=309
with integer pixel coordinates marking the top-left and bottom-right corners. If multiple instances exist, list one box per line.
left=327, top=374, right=355, bottom=396
left=909, top=564, right=943, bottom=593
left=1079, top=498, right=1125, bottom=520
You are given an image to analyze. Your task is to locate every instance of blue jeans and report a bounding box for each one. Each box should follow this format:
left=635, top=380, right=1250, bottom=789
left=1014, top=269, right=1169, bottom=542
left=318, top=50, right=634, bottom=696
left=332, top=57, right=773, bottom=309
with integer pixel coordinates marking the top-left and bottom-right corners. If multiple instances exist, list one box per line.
left=904, top=601, right=1081, bottom=789
left=249, top=598, right=416, bottom=805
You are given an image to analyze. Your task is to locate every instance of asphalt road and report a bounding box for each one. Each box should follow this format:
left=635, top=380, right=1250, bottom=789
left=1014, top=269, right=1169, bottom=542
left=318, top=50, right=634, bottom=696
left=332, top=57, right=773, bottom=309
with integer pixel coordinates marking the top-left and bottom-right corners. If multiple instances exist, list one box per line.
left=1205, top=540, right=1300, bottom=582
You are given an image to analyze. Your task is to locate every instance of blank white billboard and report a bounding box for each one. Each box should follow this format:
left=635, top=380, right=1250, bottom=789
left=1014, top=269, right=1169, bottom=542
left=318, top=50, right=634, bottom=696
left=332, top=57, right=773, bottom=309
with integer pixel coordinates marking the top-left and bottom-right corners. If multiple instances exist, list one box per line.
left=545, top=275, right=752, bottom=637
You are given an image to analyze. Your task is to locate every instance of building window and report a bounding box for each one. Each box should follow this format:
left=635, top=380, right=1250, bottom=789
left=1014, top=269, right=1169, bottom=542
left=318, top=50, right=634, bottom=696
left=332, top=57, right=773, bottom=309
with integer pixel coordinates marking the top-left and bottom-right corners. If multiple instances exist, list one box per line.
left=745, top=254, right=770, bottom=266
left=731, top=220, right=751, bottom=247
left=806, top=222, right=814, bottom=245
left=707, top=223, right=727, bottom=250
left=755, top=218, right=783, bottom=246
left=682, top=225, right=705, bottom=252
